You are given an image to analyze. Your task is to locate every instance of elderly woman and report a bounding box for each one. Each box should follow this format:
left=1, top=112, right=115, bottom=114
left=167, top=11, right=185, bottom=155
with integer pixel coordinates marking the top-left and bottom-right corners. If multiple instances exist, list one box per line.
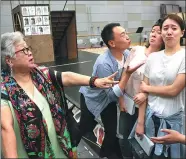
left=1, top=31, right=119, bottom=158
left=136, top=14, right=185, bottom=159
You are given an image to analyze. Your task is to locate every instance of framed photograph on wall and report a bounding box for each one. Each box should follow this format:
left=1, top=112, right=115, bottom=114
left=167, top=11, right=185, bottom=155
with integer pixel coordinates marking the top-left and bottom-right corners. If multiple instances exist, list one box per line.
left=36, top=6, right=43, bottom=15
left=22, top=7, right=29, bottom=16
left=23, top=17, right=30, bottom=26
left=35, top=16, right=43, bottom=25
left=43, top=26, right=51, bottom=34
left=29, top=6, right=35, bottom=16
left=30, top=17, right=36, bottom=25
left=24, top=26, right=31, bottom=36
left=43, top=16, right=49, bottom=25
left=42, top=6, right=49, bottom=15
left=31, top=26, right=38, bottom=35
left=38, top=26, right=44, bottom=35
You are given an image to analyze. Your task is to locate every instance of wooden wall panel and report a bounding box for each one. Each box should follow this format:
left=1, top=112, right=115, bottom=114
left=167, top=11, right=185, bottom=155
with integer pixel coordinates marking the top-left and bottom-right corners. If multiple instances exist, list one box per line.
left=25, top=35, right=54, bottom=63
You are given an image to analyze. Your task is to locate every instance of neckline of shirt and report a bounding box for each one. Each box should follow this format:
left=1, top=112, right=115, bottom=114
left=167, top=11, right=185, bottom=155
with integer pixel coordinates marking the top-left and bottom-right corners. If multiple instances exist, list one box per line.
left=163, top=48, right=183, bottom=57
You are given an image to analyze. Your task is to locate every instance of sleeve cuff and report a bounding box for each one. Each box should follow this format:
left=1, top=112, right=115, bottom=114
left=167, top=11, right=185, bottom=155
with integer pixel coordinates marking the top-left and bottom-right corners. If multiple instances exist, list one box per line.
left=112, top=84, right=123, bottom=97
left=178, top=71, right=185, bottom=74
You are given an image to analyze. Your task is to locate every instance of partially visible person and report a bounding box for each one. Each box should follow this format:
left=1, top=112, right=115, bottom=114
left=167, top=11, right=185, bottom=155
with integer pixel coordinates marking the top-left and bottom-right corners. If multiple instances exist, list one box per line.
left=1, top=31, right=119, bottom=158
left=79, top=23, right=144, bottom=159
left=136, top=14, right=185, bottom=159
left=151, top=129, right=186, bottom=145
left=118, top=21, right=164, bottom=159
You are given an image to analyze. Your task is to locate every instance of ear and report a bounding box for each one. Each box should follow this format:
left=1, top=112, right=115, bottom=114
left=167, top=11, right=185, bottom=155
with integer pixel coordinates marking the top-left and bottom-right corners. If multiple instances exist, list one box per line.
left=181, top=30, right=185, bottom=37
left=108, top=40, right=115, bottom=48
left=5, top=56, right=13, bottom=68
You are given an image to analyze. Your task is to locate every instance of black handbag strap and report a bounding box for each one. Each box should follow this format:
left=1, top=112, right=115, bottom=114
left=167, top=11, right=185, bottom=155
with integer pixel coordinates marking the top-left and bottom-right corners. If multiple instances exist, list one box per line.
left=56, top=71, right=69, bottom=113
left=48, top=69, right=69, bottom=116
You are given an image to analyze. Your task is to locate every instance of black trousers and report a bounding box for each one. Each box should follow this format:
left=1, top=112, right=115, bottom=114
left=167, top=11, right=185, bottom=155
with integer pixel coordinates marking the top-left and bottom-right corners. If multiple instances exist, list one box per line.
left=119, top=108, right=139, bottom=159
left=79, top=93, right=123, bottom=159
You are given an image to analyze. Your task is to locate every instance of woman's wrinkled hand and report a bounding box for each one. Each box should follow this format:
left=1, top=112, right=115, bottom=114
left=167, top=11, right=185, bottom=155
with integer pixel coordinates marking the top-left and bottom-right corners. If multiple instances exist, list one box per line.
left=94, top=71, right=119, bottom=88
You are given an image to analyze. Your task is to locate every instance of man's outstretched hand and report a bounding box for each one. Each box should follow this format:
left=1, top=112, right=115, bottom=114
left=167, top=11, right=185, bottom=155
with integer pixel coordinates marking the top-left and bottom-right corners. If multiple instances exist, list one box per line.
left=126, top=61, right=145, bottom=74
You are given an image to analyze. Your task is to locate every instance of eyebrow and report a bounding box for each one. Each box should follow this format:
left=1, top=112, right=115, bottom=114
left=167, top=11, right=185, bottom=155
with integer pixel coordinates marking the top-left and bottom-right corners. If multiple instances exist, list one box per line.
left=163, top=24, right=178, bottom=27
left=120, top=31, right=126, bottom=35
left=152, top=29, right=160, bottom=31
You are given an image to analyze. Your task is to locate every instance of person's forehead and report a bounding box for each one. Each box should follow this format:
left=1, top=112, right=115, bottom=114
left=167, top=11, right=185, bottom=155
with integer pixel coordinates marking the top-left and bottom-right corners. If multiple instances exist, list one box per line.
left=113, top=26, right=126, bottom=34
left=152, top=26, right=160, bottom=30
left=163, top=18, right=179, bottom=27
left=15, top=40, right=27, bottom=48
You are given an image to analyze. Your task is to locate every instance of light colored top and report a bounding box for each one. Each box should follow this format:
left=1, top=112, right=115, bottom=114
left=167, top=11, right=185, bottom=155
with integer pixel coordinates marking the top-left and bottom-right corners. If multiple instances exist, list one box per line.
left=124, top=46, right=147, bottom=98
left=144, top=48, right=185, bottom=117
left=1, top=86, right=67, bottom=158
left=79, top=49, right=130, bottom=118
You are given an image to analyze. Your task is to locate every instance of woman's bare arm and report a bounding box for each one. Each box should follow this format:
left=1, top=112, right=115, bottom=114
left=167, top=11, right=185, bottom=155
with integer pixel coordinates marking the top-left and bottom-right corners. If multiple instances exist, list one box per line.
left=61, top=71, right=119, bottom=88
left=1, top=106, right=18, bottom=158
left=136, top=76, right=149, bottom=137
left=140, top=74, right=185, bottom=97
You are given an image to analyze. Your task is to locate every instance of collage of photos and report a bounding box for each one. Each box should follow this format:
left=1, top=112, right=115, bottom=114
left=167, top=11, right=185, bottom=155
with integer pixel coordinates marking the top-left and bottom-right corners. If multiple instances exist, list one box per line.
left=22, top=6, right=50, bottom=36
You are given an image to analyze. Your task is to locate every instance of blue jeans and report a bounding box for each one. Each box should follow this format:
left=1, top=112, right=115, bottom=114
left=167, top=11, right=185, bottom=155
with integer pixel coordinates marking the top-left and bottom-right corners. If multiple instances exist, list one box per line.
left=149, top=116, right=170, bottom=159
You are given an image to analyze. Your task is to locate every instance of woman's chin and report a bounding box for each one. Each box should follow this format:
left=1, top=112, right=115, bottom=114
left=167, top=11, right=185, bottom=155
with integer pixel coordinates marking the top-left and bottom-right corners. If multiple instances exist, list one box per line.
left=29, top=63, right=37, bottom=69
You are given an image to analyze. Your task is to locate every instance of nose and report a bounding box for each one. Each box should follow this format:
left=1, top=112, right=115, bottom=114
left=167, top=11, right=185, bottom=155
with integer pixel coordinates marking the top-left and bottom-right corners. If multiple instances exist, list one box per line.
left=126, top=34, right=130, bottom=40
left=167, top=28, right=172, bottom=35
left=28, top=50, right=32, bottom=56
left=151, top=32, right=156, bottom=37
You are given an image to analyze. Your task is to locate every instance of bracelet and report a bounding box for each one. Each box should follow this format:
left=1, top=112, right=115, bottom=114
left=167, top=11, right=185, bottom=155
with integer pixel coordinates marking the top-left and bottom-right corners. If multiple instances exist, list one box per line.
left=89, top=76, right=98, bottom=88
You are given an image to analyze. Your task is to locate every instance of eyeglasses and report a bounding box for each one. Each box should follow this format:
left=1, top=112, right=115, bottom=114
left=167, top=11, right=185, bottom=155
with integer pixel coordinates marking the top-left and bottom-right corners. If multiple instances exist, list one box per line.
left=14, top=47, right=32, bottom=55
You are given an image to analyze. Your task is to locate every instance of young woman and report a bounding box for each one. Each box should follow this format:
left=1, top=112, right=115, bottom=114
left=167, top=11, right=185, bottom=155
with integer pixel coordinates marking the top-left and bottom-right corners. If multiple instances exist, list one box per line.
left=118, top=21, right=164, bottom=159
left=136, top=14, right=185, bottom=159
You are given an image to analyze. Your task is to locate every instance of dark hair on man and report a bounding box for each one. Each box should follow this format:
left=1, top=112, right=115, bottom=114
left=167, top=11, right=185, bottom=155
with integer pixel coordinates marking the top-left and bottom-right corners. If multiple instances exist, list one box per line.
left=101, top=23, right=120, bottom=48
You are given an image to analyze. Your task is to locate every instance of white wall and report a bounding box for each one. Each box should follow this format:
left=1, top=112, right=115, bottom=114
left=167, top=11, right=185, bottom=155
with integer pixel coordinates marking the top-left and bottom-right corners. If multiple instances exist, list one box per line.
left=1, top=1, right=14, bottom=33
left=1, top=0, right=183, bottom=36
left=175, top=1, right=185, bottom=12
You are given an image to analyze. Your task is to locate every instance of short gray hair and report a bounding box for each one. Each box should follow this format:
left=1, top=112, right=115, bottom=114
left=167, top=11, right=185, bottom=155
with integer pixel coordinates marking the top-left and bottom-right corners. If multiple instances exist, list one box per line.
left=1, top=31, right=24, bottom=71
